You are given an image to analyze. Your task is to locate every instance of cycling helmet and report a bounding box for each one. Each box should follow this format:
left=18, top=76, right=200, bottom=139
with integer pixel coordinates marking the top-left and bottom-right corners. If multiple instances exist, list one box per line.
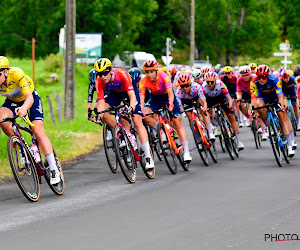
left=177, top=72, right=192, bottom=86
left=94, top=58, right=112, bottom=72
left=180, top=68, right=186, bottom=72
left=128, top=67, right=142, bottom=82
left=273, top=71, right=280, bottom=78
left=255, top=64, right=271, bottom=76
left=281, top=70, right=290, bottom=78
left=288, top=69, right=294, bottom=76
left=239, top=65, right=251, bottom=76
left=224, top=66, right=233, bottom=73
left=162, top=66, right=168, bottom=73
left=142, top=60, right=159, bottom=71
left=201, top=66, right=211, bottom=76
left=192, top=69, right=201, bottom=79
left=295, top=75, right=300, bottom=83
left=249, top=63, right=257, bottom=69
left=170, top=67, right=177, bottom=76
left=0, top=56, right=9, bottom=71
left=204, top=72, right=218, bottom=81
left=89, top=69, right=97, bottom=83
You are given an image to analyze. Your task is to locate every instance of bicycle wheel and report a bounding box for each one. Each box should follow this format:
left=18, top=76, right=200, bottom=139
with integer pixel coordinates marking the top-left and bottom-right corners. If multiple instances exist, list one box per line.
left=278, top=122, right=290, bottom=164
left=114, top=125, right=137, bottom=183
left=208, top=139, right=218, bottom=163
left=44, top=149, right=65, bottom=195
left=218, top=132, right=226, bottom=153
left=7, top=135, right=40, bottom=202
left=228, top=122, right=239, bottom=157
left=137, top=137, right=156, bottom=179
left=251, top=119, right=260, bottom=149
left=103, top=124, right=118, bottom=173
left=148, top=126, right=163, bottom=161
left=267, top=119, right=283, bottom=167
left=289, top=108, right=297, bottom=136
left=157, top=123, right=177, bottom=174
left=220, top=122, right=235, bottom=160
left=173, top=133, right=189, bottom=171
left=191, top=120, right=209, bottom=166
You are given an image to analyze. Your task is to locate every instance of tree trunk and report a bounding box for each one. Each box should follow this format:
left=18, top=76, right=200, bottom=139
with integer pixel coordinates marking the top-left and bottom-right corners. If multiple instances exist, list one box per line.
left=64, top=0, right=76, bottom=120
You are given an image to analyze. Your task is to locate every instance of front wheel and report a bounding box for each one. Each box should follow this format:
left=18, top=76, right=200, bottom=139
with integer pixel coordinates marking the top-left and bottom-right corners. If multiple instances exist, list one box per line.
left=191, top=120, right=209, bottom=166
left=103, top=124, right=118, bottom=173
left=268, top=119, right=283, bottom=167
left=7, top=135, right=40, bottom=202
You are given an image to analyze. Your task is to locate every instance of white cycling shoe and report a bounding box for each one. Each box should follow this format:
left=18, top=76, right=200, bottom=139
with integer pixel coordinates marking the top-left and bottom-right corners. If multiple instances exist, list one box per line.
left=292, top=141, right=297, bottom=150
left=288, top=146, right=295, bottom=158
left=238, top=141, right=244, bottom=151
left=50, top=170, right=60, bottom=185
left=262, top=132, right=268, bottom=141
left=145, top=158, right=155, bottom=170
left=183, top=153, right=192, bottom=163
left=245, top=119, right=251, bottom=127
left=209, top=133, right=216, bottom=141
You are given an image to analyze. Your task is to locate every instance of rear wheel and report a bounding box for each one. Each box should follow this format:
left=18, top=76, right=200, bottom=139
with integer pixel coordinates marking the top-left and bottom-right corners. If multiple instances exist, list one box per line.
left=137, top=136, right=155, bottom=179
left=251, top=118, right=261, bottom=149
left=208, top=140, right=218, bottom=163
left=219, top=121, right=235, bottom=160
left=8, top=135, right=40, bottom=202
left=191, top=120, right=209, bottom=166
left=114, top=126, right=137, bottom=183
left=103, top=124, right=118, bottom=173
left=157, top=123, right=177, bottom=174
left=173, top=133, right=189, bottom=171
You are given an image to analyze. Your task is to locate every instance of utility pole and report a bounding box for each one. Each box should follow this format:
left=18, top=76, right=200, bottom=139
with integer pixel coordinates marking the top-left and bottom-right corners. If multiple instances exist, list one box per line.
left=64, top=0, right=76, bottom=120
left=190, top=0, right=195, bottom=68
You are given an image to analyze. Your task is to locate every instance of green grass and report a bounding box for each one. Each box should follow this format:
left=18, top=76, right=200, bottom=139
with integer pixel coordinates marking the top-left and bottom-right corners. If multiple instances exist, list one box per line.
left=0, top=56, right=102, bottom=181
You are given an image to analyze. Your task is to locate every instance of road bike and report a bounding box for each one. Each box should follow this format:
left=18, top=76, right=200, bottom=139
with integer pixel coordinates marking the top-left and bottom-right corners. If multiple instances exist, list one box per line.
left=0, top=115, right=64, bottom=202
left=286, top=95, right=297, bottom=136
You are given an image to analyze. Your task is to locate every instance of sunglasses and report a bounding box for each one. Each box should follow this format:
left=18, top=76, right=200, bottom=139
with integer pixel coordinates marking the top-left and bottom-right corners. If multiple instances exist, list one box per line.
left=97, top=70, right=111, bottom=77
left=0, top=70, right=5, bottom=76
left=257, top=75, right=268, bottom=80
left=180, top=84, right=191, bottom=89
left=207, top=81, right=215, bottom=85
left=225, top=72, right=231, bottom=75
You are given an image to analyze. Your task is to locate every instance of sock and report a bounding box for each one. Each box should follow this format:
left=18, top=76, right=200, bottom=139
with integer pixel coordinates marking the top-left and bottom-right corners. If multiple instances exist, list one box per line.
left=206, top=123, right=213, bottom=134
left=291, top=130, right=295, bottom=141
left=286, top=134, right=293, bottom=146
left=238, top=113, right=243, bottom=122
left=263, top=119, right=268, bottom=127
left=141, top=141, right=151, bottom=159
left=235, top=130, right=240, bottom=142
left=45, top=152, right=57, bottom=171
left=297, top=117, right=300, bottom=124
left=262, top=127, right=266, bottom=134
left=211, top=118, right=218, bottom=126
left=181, top=140, right=189, bottom=154
left=153, top=123, right=158, bottom=130
left=245, top=113, right=250, bottom=119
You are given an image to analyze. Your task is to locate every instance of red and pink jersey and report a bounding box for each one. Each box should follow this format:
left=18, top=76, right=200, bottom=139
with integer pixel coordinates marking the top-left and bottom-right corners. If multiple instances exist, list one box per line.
left=96, top=68, right=133, bottom=101
left=236, top=74, right=256, bottom=95
left=139, top=71, right=172, bottom=96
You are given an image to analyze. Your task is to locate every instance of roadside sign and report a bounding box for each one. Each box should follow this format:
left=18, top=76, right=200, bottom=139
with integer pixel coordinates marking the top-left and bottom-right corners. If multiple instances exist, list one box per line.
left=280, top=43, right=290, bottom=51
left=273, top=52, right=292, bottom=57
left=281, top=60, right=292, bottom=64
left=162, top=56, right=173, bottom=65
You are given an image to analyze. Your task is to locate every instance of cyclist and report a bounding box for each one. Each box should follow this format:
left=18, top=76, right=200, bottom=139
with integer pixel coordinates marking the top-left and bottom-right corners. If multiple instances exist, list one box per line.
left=170, top=67, right=177, bottom=84
left=220, top=66, right=244, bottom=127
left=87, top=69, right=98, bottom=118
left=175, top=72, right=215, bottom=140
left=202, top=71, right=245, bottom=150
left=192, top=69, right=203, bottom=85
left=140, top=60, right=192, bottom=163
left=250, top=64, right=295, bottom=157
left=237, top=65, right=268, bottom=140
left=249, top=63, right=257, bottom=74
left=0, top=56, right=61, bottom=184
left=278, top=70, right=300, bottom=130
left=200, top=66, right=211, bottom=81
left=94, top=58, right=155, bottom=170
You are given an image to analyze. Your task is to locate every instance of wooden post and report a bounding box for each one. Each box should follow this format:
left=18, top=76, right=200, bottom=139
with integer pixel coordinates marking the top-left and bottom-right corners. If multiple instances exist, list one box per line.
left=56, top=94, right=63, bottom=123
left=46, top=94, right=56, bottom=124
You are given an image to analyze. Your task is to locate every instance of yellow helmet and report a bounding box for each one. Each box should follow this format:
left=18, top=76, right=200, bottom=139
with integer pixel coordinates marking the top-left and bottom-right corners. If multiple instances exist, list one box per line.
left=249, top=63, right=257, bottom=69
left=94, top=58, right=112, bottom=72
left=180, top=68, right=186, bottom=72
left=0, top=56, right=9, bottom=70
left=162, top=67, right=168, bottom=73
left=288, top=69, right=294, bottom=76
left=224, top=66, right=233, bottom=73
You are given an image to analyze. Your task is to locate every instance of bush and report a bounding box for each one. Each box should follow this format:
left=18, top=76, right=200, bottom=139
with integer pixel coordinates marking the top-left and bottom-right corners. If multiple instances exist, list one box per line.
left=44, top=53, right=63, bottom=72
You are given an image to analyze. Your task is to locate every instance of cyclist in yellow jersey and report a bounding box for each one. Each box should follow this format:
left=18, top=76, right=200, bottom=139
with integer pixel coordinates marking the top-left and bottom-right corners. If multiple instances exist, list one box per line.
left=0, top=56, right=61, bottom=184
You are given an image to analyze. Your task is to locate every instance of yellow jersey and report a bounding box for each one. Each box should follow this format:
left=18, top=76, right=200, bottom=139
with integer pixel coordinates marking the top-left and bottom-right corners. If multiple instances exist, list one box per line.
left=0, top=67, right=34, bottom=102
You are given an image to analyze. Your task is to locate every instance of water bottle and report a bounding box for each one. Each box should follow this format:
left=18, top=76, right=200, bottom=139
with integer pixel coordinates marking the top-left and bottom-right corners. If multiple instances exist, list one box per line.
left=31, top=144, right=41, bottom=163
left=125, top=130, right=137, bottom=150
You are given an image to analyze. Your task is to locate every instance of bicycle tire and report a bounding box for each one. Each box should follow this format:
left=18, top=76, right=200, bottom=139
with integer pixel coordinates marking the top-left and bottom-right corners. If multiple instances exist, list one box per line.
left=157, top=123, right=177, bottom=174
left=278, top=122, right=290, bottom=164
left=148, top=126, right=163, bottom=161
left=103, top=124, right=118, bottom=173
left=267, top=119, right=283, bottom=167
left=44, top=149, right=65, bottom=195
left=7, top=135, right=40, bottom=202
left=218, top=117, right=235, bottom=160
left=289, top=108, right=297, bottom=136
left=218, top=132, right=226, bottom=153
left=191, top=120, right=209, bottom=166
left=208, top=139, right=218, bottom=163
left=228, top=122, right=239, bottom=157
left=114, top=125, right=137, bottom=183
left=173, top=133, right=189, bottom=171
left=251, top=119, right=260, bottom=149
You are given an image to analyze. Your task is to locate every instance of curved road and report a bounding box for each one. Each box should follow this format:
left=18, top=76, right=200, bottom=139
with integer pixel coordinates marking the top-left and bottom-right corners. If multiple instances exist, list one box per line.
left=0, top=118, right=300, bottom=250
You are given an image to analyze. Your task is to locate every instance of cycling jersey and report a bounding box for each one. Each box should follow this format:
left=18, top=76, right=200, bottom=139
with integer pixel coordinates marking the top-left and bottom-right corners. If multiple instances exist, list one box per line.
left=96, top=68, right=134, bottom=101
left=139, top=71, right=172, bottom=96
left=0, top=67, right=34, bottom=102
left=202, top=80, right=230, bottom=98
left=175, top=83, right=205, bottom=106
left=220, top=74, right=237, bottom=96
left=236, top=74, right=256, bottom=95
left=250, top=74, right=282, bottom=99
left=278, top=75, right=298, bottom=104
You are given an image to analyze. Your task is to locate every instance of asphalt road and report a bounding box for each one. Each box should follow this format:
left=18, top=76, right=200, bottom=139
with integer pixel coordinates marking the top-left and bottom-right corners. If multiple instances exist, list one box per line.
left=0, top=117, right=300, bottom=250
